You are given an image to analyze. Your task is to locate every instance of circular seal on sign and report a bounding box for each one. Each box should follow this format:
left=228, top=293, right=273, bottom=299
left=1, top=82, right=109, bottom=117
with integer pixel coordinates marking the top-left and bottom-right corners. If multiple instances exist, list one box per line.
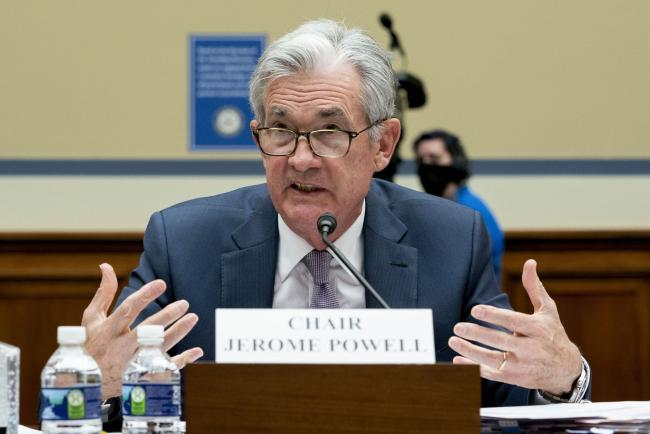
left=213, top=106, right=244, bottom=138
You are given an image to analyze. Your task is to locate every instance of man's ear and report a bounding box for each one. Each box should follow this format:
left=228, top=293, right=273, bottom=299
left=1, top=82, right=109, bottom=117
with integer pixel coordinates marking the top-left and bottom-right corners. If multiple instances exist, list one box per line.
left=373, top=118, right=401, bottom=171
left=250, top=119, right=261, bottom=145
left=251, top=119, right=270, bottom=168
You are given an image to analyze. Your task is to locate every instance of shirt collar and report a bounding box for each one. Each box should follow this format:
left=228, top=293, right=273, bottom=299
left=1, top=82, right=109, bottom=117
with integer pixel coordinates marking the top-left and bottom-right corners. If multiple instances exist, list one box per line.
left=277, top=201, right=366, bottom=282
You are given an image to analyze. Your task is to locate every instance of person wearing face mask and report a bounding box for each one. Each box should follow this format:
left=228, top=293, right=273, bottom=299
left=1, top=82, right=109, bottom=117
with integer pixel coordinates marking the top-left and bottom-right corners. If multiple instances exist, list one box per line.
left=414, top=129, right=504, bottom=282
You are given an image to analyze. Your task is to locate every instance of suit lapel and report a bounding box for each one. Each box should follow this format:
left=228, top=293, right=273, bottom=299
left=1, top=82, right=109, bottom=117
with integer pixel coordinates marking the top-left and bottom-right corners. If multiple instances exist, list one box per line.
left=220, top=196, right=278, bottom=308
left=364, top=183, right=418, bottom=308
left=218, top=183, right=419, bottom=309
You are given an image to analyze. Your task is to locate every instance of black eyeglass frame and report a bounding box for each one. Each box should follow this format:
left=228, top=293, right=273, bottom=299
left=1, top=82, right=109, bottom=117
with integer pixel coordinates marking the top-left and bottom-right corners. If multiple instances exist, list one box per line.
left=251, top=119, right=385, bottom=158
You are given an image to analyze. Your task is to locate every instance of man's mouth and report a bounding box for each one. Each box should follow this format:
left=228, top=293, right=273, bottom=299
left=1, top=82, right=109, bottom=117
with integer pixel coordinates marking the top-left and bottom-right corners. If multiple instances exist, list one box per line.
left=291, top=182, right=324, bottom=193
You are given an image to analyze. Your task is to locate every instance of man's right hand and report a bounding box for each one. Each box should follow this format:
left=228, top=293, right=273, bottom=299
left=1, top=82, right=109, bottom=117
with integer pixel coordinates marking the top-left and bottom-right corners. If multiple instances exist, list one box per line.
left=82, top=263, right=204, bottom=400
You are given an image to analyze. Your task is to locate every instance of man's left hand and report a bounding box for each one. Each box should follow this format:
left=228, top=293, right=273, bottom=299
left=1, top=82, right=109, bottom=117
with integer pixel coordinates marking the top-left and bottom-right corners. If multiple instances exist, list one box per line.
left=448, top=259, right=582, bottom=395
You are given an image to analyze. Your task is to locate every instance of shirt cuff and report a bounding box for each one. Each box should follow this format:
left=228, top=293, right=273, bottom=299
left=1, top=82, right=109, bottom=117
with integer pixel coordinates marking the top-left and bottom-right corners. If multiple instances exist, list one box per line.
left=535, top=356, right=591, bottom=404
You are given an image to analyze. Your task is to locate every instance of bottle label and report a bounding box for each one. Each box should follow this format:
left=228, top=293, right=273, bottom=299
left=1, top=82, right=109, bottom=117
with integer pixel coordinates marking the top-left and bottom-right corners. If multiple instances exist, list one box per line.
left=122, top=383, right=181, bottom=417
left=39, top=385, right=101, bottom=421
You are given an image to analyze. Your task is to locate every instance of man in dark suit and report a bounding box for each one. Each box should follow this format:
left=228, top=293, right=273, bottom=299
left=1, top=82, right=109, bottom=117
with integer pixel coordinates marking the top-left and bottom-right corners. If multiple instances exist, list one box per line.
left=82, top=19, right=589, bottom=412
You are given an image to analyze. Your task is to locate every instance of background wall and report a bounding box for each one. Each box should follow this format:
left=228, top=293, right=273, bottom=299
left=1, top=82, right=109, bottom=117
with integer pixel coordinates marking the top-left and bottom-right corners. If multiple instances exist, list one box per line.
left=1, top=1, right=649, bottom=418
left=1, top=0, right=648, bottom=230
left=1, top=175, right=650, bottom=231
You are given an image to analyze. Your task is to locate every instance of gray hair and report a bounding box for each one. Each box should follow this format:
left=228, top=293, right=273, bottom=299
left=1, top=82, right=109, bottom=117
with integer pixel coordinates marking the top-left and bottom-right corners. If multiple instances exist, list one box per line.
left=249, top=19, right=396, bottom=143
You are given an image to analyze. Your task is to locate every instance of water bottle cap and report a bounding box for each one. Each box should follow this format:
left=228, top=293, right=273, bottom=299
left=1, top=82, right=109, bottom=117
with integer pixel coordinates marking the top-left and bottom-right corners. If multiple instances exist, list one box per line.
left=137, top=325, right=165, bottom=342
left=57, top=326, right=86, bottom=344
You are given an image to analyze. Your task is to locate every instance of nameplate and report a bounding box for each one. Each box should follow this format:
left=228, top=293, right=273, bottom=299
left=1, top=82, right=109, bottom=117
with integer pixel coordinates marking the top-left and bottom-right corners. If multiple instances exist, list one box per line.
left=215, top=309, right=435, bottom=364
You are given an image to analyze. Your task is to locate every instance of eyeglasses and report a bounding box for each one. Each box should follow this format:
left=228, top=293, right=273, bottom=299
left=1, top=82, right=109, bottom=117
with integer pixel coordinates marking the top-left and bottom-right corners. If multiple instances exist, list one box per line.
left=252, top=120, right=384, bottom=158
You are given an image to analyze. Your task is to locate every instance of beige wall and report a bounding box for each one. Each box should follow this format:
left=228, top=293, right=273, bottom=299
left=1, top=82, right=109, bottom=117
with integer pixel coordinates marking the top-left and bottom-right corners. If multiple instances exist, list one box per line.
left=1, top=0, right=648, bottom=159
left=1, top=1, right=648, bottom=232
left=1, top=175, right=648, bottom=231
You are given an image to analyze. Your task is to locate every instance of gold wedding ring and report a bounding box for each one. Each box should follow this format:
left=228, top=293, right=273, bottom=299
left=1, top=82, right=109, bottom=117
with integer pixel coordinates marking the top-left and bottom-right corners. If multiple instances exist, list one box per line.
left=498, top=351, right=508, bottom=370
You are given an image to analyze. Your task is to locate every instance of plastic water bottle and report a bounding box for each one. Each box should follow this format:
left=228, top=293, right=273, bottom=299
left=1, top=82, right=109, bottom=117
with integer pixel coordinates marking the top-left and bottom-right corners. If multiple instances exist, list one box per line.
left=0, top=341, right=20, bottom=434
left=122, top=325, right=185, bottom=434
left=39, top=326, right=102, bottom=434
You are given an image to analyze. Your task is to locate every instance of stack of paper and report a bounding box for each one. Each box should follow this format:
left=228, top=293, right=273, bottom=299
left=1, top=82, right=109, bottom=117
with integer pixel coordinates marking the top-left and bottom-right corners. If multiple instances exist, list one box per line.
left=481, top=401, right=650, bottom=433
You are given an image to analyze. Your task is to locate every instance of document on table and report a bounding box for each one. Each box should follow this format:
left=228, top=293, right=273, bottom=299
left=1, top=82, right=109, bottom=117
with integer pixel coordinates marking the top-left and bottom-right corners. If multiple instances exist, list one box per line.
left=19, top=427, right=119, bottom=434
left=481, top=401, right=650, bottom=421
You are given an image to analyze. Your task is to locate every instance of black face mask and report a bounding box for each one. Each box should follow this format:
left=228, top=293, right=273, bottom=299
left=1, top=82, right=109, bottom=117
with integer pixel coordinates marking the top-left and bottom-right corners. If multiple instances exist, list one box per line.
left=417, top=163, right=468, bottom=197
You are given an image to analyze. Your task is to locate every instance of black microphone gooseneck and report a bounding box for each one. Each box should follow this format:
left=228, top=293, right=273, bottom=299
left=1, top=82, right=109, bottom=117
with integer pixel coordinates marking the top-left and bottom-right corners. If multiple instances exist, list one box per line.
left=379, top=13, right=406, bottom=60
left=317, top=213, right=391, bottom=309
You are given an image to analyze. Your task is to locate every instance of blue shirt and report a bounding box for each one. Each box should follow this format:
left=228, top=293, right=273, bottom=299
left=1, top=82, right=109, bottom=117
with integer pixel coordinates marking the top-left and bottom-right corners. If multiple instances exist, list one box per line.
left=455, top=185, right=504, bottom=283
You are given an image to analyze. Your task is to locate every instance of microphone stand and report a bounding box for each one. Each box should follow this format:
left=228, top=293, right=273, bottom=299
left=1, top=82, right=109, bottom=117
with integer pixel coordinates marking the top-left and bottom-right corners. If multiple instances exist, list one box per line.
left=318, top=214, right=391, bottom=309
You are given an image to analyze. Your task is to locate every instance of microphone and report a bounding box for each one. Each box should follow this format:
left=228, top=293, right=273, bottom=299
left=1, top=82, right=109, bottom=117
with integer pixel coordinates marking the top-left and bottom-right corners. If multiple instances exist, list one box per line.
left=379, top=13, right=405, bottom=57
left=317, top=213, right=391, bottom=309
left=379, top=13, right=393, bottom=30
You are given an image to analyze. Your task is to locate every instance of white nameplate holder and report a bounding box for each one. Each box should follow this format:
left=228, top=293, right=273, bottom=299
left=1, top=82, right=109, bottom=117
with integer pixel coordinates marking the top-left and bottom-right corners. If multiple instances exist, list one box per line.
left=215, top=309, right=435, bottom=364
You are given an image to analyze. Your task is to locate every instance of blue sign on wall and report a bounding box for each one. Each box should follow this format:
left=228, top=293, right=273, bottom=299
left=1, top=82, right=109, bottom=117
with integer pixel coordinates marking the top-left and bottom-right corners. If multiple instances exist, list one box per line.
left=189, top=34, right=265, bottom=150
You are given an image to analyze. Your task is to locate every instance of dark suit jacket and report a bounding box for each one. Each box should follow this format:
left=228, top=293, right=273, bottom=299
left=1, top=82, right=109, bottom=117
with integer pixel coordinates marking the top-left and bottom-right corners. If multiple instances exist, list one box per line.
left=117, top=179, right=532, bottom=407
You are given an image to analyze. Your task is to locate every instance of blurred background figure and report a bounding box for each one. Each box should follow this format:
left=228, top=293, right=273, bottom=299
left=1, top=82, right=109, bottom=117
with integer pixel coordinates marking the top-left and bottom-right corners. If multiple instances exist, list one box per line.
left=413, top=129, right=504, bottom=283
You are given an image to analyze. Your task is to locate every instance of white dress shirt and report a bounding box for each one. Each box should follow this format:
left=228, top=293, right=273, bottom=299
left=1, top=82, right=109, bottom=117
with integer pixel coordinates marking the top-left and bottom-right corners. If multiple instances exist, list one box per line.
left=272, top=202, right=366, bottom=308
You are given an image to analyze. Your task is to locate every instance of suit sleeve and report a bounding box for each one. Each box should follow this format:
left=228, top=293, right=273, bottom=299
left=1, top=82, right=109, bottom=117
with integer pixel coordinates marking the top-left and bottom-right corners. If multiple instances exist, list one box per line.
left=114, top=211, right=174, bottom=324
left=463, top=211, right=533, bottom=407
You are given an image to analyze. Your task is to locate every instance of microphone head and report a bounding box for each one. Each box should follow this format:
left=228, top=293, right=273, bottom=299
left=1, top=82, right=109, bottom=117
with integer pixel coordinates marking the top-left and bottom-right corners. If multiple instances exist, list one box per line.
left=379, top=13, right=393, bottom=30
left=317, top=212, right=337, bottom=235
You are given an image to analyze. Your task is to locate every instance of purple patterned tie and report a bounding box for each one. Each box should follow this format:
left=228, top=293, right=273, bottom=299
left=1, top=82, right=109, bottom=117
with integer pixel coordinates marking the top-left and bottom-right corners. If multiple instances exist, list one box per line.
left=302, top=250, right=339, bottom=308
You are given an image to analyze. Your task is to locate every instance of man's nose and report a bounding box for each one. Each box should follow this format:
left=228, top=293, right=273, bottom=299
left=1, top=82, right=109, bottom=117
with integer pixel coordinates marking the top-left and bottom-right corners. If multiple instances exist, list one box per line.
left=288, top=136, right=321, bottom=170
